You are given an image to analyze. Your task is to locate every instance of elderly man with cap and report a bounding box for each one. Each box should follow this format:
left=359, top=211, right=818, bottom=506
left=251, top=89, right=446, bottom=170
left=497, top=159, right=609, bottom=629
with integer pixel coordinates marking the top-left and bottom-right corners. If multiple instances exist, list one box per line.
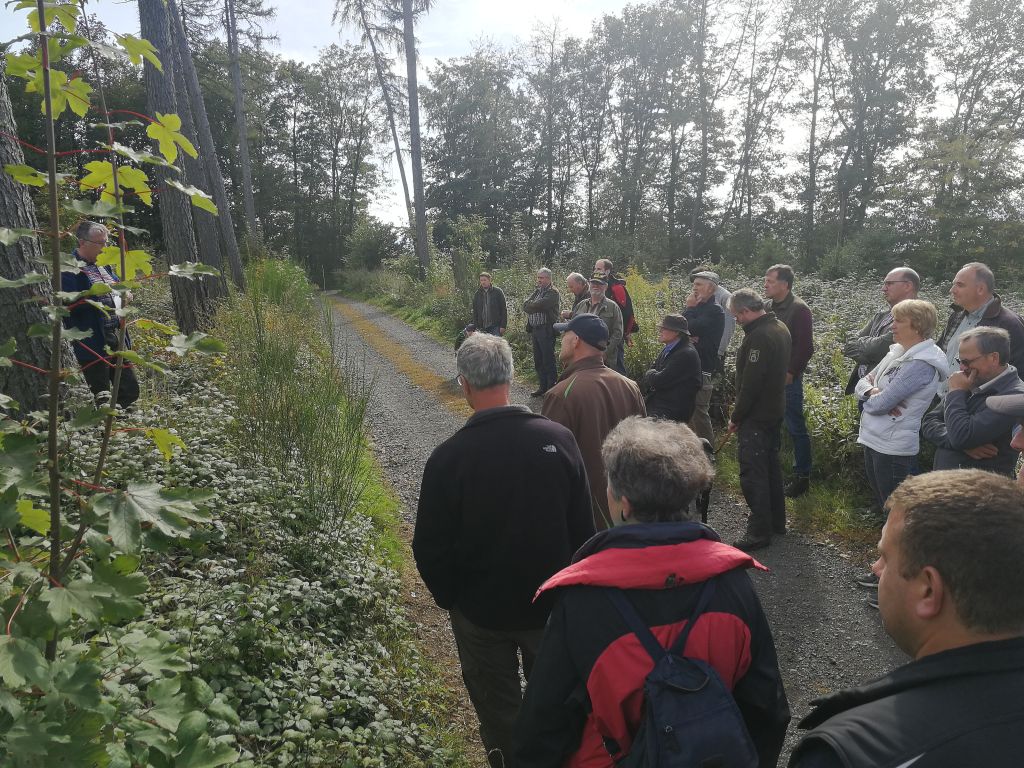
left=641, top=313, right=703, bottom=423
left=689, top=267, right=736, bottom=364
left=684, top=271, right=727, bottom=442
left=543, top=314, right=646, bottom=530
left=571, top=276, right=624, bottom=369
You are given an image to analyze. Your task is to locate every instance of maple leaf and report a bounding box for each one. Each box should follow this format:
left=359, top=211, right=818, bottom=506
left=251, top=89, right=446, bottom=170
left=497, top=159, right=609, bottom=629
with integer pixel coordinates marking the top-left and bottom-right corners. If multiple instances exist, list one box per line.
left=97, top=247, right=153, bottom=279
left=146, top=113, right=197, bottom=163
left=165, top=179, right=218, bottom=215
left=79, top=161, right=152, bottom=207
left=115, top=34, right=162, bottom=71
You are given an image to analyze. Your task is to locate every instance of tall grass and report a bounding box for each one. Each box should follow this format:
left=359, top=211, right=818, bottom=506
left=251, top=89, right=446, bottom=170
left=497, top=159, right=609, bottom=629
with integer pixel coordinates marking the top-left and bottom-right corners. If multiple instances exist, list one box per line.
left=217, top=260, right=371, bottom=567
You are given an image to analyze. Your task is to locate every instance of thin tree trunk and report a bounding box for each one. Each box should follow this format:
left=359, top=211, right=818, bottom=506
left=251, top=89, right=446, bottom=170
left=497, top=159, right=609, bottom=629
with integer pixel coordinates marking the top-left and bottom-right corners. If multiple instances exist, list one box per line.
left=403, top=0, right=429, bottom=279
left=0, top=66, right=62, bottom=412
left=225, top=0, right=258, bottom=242
left=690, top=0, right=710, bottom=262
left=140, top=0, right=214, bottom=333
left=169, top=0, right=246, bottom=290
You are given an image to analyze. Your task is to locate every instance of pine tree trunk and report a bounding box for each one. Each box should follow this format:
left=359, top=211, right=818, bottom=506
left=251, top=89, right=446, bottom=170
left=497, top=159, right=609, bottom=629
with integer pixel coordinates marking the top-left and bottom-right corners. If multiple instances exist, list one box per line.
left=403, top=0, right=429, bottom=280
left=169, top=0, right=246, bottom=290
left=225, top=0, right=258, bottom=242
left=139, top=0, right=215, bottom=333
left=0, top=67, right=64, bottom=412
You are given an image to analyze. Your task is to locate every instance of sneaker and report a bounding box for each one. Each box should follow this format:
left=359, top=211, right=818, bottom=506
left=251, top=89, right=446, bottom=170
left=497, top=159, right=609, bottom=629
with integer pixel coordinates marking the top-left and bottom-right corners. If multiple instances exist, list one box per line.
left=732, top=535, right=771, bottom=552
left=784, top=476, right=810, bottom=498
left=866, top=593, right=879, bottom=610
left=855, top=571, right=879, bottom=589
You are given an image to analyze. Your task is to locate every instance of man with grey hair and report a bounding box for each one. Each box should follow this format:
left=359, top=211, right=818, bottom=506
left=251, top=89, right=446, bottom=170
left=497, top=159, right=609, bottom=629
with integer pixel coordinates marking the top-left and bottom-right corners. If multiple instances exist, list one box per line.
left=523, top=267, right=560, bottom=395
left=842, top=267, right=920, bottom=395
left=561, top=272, right=589, bottom=319
left=922, top=326, right=1024, bottom=475
left=937, top=262, right=1024, bottom=391
left=414, top=333, right=593, bottom=768
left=515, top=417, right=790, bottom=767
left=62, top=220, right=139, bottom=407
left=728, top=288, right=792, bottom=551
left=790, top=470, right=1024, bottom=767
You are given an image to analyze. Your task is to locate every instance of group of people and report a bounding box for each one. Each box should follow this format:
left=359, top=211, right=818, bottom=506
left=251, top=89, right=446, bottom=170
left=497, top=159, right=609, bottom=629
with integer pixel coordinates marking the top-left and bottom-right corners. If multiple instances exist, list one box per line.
left=429, top=258, right=1024, bottom=767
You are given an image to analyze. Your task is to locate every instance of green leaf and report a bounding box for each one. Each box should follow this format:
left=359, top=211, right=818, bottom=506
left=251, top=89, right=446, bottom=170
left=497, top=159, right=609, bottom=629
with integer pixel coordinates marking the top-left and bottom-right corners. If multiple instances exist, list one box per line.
left=0, top=635, right=49, bottom=688
left=169, top=262, right=221, bottom=280
left=165, top=180, right=218, bottom=215
left=0, top=337, right=15, bottom=365
left=5, top=52, right=39, bottom=80
left=94, top=482, right=210, bottom=554
left=166, top=333, right=226, bottom=357
left=21, top=1, right=80, bottom=34
left=145, top=428, right=186, bottom=462
left=0, top=485, right=19, bottom=528
left=108, top=141, right=178, bottom=169
left=60, top=75, right=93, bottom=118
left=68, top=198, right=135, bottom=217
left=112, top=350, right=169, bottom=375
left=0, top=227, right=36, bottom=245
left=92, top=559, right=148, bottom=597
left=146, top=112, right=197, bottom=163
left=190, top=677, right=214, bottom=708
left=4, top=164, right=47, bottom=187
left=136, top=319, right=178, bottom=335
left=0, top=393, right=16, bottom=410
left=0, top=272, right=47, bottom=289
left=68, top=407, right=107, bottom=430
left=96, top=245, right=153, bottom=279
left=80, top=161, right=152, bottom=206
left=173, top=734, right=237, bottom=768
left=176, top=711, right=208, bottom=743
left=115, top=34, right=162, bottom=71
left=0, top=434, right=40, bottom=491
left=205, top=697, right=240, bottom=726
left=40, top=580, right=102, bottom=626
left=17, top=498, right=50, bottom=535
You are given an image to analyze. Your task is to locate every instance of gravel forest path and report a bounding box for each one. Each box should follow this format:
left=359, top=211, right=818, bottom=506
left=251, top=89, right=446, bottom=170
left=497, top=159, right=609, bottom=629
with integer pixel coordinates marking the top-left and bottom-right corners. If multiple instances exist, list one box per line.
left=327, top=295, right=906, bottom=766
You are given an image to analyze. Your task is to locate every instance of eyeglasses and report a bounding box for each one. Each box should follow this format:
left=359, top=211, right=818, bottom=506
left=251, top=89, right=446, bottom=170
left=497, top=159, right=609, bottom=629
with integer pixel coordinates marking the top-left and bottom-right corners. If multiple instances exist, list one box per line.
left=883, top=280, right=910, bottom=286
left=956, top=356, right=983, bottom=367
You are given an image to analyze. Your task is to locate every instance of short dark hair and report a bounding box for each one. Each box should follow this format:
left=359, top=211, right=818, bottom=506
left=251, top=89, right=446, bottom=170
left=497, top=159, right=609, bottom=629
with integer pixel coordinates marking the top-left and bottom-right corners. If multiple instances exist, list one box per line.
left=728, top=288, right=764, bottom=314
left=960, top=326, right=1010, bottom=364
left=602, top=417, right=713, bottom=523
left=478, top=271, right=492, bottom=279
left=766, top=264, right=794, bottom=288
left=596, top=259, right=613, bottom=272
left=889, top=470, right=1024, bottom=634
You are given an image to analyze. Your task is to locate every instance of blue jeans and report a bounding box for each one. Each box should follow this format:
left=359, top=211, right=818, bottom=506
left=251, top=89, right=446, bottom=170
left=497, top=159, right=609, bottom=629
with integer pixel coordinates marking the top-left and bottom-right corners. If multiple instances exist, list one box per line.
left=863, top=447, right=914, bottom=510
left=784, top=377, right=812, bottom=477
left=615, top=343, right=627, bottom=375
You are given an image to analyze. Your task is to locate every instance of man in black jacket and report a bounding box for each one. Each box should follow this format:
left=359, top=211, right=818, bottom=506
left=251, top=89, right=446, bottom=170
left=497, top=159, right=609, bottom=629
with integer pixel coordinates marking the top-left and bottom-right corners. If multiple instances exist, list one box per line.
left=684, top=271, right=726, bottom=441
left=790, top=469, right=1024, bottom=768
left=471, top=272, right=507, bottom=336
left=641, top=313, right=703, bottom=422
left=728, top=289, right=792, bottom=552
left=413, top=333, right=594, bottom=768
left=523, top=267, right=561, bottom=395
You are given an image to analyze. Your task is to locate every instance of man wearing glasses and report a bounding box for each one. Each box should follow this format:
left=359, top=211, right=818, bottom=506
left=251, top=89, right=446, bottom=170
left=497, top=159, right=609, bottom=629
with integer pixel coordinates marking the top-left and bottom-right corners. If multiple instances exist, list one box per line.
left=922, top=327, right=1024, bottom=476
left=62, top=220, right=139, bottom=408
left=842, top=267, right=920, bottom=396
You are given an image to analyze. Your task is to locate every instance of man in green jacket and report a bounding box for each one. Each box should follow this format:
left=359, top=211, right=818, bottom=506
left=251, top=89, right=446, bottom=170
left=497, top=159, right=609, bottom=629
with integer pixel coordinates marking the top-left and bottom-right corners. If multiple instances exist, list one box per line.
left=728, top=288, right=792, bottom=551
left=571, top=277, right=623, bottom=369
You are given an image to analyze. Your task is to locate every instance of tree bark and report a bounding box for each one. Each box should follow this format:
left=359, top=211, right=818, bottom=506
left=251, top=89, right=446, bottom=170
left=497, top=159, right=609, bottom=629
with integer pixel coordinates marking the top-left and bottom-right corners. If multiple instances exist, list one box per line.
left=139, top=0, right=215, bottom=333
left=169, top=0, right=246, bottom=290
left=0, top=67, right=63, bottom=412
left=225, top=0, right=258, bottom=242
left=403, top=0, right=430, bottom=279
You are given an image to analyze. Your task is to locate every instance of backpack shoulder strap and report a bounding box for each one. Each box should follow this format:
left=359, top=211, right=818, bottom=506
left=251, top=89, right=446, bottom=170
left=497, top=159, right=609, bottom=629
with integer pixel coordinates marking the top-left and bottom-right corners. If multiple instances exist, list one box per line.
left=605, top=578, right=717, bottom=664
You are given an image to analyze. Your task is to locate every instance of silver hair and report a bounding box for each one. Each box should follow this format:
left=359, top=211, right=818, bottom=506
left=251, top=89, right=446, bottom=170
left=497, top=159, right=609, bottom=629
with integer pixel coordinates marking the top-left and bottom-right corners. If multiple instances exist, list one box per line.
left=961, top=326, right=1010, bottom=364
left=75, top=221, right=108, bottom=242
left=602, top=417, right=714, bottom=523
left=891, top=267, right=921, bottom=291
left=456, top=333, right=514, bottom=388
left=537, top=267, right=553, bottom=279
left=962, top=262, right=995, bottom=293
left=567, top=272, right=587, bottom=287
left=728, top=288, right=765, bottom=313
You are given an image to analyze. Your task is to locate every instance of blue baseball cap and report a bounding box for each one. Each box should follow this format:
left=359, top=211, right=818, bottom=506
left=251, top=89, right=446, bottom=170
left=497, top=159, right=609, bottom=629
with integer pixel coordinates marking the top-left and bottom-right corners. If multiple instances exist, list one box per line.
left=553, top=313, right=609, bottom=350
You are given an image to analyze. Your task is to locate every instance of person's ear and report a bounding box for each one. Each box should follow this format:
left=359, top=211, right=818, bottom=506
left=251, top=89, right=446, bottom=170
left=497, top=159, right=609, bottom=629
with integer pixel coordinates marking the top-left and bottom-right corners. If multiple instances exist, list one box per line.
left=914, top=566, right=945, bottom=621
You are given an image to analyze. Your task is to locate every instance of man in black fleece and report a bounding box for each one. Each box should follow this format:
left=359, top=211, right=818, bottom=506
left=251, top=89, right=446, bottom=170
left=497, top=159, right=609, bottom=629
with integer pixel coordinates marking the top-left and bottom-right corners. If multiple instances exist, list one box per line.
left=413, top=333, right=595, bottom=768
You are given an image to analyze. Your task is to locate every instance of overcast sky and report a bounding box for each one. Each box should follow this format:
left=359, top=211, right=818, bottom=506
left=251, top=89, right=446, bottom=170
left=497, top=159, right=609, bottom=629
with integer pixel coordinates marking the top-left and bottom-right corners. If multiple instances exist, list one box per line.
left=1, top=0, right=629, bottom=223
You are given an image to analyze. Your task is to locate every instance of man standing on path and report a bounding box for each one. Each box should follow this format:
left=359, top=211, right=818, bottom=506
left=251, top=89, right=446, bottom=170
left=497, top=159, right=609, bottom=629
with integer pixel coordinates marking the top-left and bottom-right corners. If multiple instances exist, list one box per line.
left=594, top=258, right=637, bottom=374
left=641, top=313, right=703, bottom=423
left=937, top=262, right=1024, bottom=393
left=63, top=220, right=140, bottom=408
left=689, top=266, right=735, bottom=367
left=413, top=334, right=595, bottom=768
left=728, top=289, right=792, bottom=552
left=543, top=314, right=646, bottom=530
left=471, top=272, right=507, bottom=336
left=523, top=267, right=560, bottom=396
left=842, top=267, right=920, bottom=395
left=561, top=272, right=589, bottom=319
left=921, top=327, right=1024, bottom=476
left=764, top=264, right=814, bottom=498
left=684, top=271, right=726, bottom=442
left=571, top=276, right=623, bottom=369
left=789, top=470, right=1024, bottom=768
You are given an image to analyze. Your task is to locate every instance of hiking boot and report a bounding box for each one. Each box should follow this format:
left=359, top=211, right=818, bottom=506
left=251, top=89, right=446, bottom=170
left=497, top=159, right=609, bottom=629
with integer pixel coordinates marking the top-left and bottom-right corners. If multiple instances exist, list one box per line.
left=732, top=535, right=771, bottom=552
left=784, top=476, right=810, bottom=498
left=530, top=389, right=546, bottom=397
left=855, top=571, right=879, bottom=589
left=866, top=592, right=879, bottom=610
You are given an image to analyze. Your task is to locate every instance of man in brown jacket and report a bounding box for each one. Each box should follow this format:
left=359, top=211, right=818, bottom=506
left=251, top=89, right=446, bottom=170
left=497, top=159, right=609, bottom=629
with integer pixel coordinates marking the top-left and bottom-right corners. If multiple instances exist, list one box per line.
left=543, top=314, right=646, bottom=530
left=728, top=288, right=792, bottom=551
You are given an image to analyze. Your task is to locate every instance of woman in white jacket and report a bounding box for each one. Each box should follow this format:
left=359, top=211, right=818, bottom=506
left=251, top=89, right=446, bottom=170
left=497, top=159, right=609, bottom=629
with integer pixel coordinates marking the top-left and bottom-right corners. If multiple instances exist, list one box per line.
left=855, top=299, right=949, bottom=511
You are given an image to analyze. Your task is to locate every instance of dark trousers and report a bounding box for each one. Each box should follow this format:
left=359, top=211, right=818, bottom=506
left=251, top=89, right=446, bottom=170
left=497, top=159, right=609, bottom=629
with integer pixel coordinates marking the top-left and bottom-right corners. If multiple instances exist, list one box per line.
left=738, top=421, right=785, bottom=538
left=784, top=377, right=812, bottom=477
left=80, top=328, right=140, bottom=408
left=530, top=325, right=557, bottom=392
left=863, top=447, right=914, bottom=510
left=482, top=325, right=502, bottom=336
left=450, top=607, right=545, bottom=768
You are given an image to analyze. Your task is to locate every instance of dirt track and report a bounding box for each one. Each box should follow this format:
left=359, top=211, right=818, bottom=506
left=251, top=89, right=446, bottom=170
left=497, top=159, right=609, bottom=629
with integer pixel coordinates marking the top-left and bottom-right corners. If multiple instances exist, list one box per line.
left=328, top=295, right=906, bottom=766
